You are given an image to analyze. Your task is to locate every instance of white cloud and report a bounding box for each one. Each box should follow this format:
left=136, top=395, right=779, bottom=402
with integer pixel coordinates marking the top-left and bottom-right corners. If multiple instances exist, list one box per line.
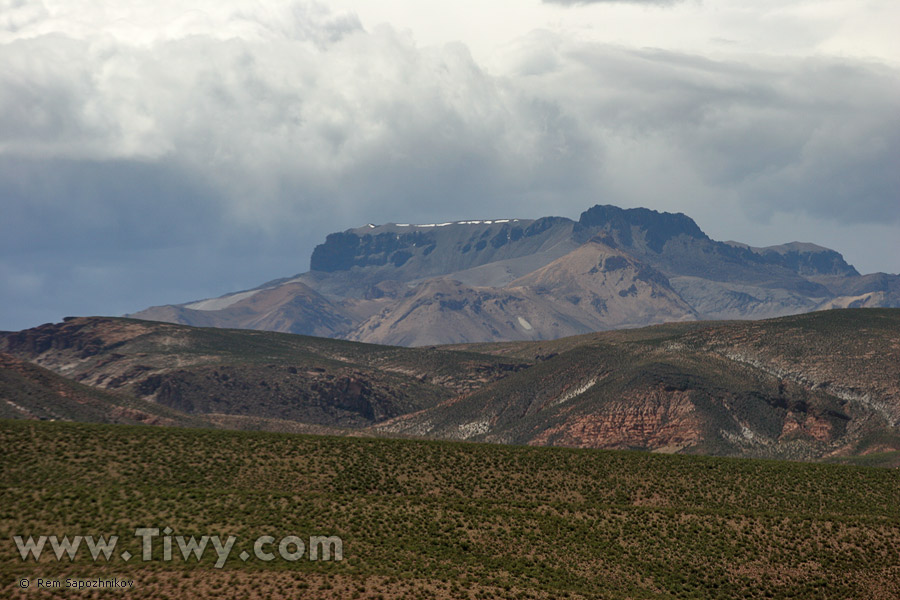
left=0, top=3, right=603, bottom=229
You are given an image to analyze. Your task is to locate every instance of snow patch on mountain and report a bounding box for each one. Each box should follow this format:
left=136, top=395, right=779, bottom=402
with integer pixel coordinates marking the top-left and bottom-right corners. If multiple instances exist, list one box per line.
left=185, top=289, right=261, bottom=311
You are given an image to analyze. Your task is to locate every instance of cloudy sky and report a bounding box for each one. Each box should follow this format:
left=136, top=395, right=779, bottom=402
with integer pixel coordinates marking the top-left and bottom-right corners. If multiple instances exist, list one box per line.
left=2, top=0, right=898, bottom=331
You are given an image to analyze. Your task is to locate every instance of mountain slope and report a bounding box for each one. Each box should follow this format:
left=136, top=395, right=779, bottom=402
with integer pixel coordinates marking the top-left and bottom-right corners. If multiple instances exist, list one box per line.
left=373, top=309, right=900, bottom=462
left=507, top=238, right=697, bottom=326
left=0, top=352, right=207, bottom=427
left=0, top=317, right=530, bottom=431
left=344, top=240, right=697, bottom=345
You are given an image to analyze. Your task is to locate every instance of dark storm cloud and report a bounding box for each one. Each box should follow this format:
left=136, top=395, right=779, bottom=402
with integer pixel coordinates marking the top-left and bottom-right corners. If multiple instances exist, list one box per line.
left=0, top=155, right=336, bottom=331
left=0, top=158, right=222, bottom=254
left=4, top=8, right=894, bottom=233
left=0, top=157, right=229, bottom=329
left=0, top=26, right=601, bottom=331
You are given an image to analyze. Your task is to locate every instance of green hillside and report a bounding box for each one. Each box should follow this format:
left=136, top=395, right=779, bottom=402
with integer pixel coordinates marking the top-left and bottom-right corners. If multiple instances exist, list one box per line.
left=2, top=420, right=899, bottom=599
left=0, top=317, right=529, bottom=430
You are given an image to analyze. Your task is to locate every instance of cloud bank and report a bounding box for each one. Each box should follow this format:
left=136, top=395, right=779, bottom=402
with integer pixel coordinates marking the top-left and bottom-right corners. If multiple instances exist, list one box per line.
left=1, top=0, right=898, bottom=330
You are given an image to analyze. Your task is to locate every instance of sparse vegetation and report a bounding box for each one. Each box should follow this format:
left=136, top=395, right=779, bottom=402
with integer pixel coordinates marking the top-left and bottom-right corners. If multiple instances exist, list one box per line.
left=2, top=420, right=899, bottom=599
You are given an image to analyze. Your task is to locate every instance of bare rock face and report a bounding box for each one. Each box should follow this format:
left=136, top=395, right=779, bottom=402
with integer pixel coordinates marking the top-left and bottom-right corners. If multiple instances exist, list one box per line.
left=529, top=387, right=704, bottom=451
left=506, top=238, right=697, bottom=327
left=128, top=204, right=900, bottom=346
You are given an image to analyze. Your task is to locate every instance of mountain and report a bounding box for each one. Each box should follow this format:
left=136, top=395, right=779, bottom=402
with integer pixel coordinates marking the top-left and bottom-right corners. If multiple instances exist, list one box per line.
left=346, top=240, right=697, bottom=346
left=2, top=309, right=899, bottom=463
left=128, top=204, right=900, bottom=346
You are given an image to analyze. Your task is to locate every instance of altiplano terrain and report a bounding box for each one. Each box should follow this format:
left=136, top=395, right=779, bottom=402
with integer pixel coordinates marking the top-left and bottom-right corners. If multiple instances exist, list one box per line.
left=3, top=308, right=898, bottom=465
left=3, top=420, right=899, bottom=600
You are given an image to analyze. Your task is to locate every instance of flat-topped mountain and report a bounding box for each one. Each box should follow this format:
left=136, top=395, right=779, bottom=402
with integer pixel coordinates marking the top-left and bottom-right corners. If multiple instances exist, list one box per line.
left=130, top=204, right=899, bottom=345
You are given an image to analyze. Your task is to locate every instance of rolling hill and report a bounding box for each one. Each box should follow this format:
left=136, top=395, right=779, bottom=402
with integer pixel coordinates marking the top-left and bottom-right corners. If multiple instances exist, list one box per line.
left=0, top=316, right=529, bottom=433
left=2, top=309, right=898, bottom=464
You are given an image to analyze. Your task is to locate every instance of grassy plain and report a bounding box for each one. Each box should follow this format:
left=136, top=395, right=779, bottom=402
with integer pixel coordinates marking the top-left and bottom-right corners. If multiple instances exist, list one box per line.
left=2, top=419, right=899, bottom=599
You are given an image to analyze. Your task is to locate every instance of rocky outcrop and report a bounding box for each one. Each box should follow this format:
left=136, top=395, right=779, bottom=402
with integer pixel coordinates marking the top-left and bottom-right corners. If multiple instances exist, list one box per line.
left=529, top=387, right=704, bottom=450
left=574, top=204, right=709, bottom=251
left=309, top=217, right=576, bottom=281
left=748, top=242, right=859, bottom=277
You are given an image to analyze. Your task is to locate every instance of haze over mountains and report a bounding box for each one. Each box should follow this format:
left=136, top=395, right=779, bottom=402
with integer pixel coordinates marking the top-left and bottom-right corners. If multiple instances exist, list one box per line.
left=130, top=205, right=899, bottom=346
